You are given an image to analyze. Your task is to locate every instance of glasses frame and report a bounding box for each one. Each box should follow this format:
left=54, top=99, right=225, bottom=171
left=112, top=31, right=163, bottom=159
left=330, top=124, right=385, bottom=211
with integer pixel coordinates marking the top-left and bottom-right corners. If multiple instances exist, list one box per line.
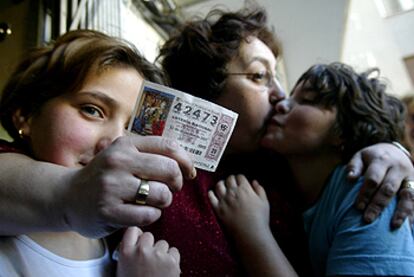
left=227, top=71, right=278, bottom=89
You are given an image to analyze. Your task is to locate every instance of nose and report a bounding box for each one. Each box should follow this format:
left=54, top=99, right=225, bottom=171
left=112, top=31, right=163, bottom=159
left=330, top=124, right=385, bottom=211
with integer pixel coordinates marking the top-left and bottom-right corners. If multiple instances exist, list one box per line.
left=274, top=99, right=291, bottom=114
left=94, top=121, right=126, bottom=154
left=269, top=77, right=286, bottom=105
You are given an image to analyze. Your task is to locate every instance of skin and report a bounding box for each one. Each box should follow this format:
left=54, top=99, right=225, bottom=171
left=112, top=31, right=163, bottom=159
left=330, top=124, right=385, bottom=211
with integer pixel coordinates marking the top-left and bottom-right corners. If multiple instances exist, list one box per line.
left=21, top=68, right=140, bottom=167
left=216, top=36, right=285, bottom=154
left=209, top=175, right=298, bottom=277
left=262, top=81, right=340, bottom=204
left=12, top=67, right=181, bottom=275
left=209, top=81, right=413, bottom=276
left=117, top=227, right=181, bottom=277
left=214, top=36, right=414, bottom=225
left=0, top=33, right=413, bottom=243
left=0, top=67, right=196, bottom=239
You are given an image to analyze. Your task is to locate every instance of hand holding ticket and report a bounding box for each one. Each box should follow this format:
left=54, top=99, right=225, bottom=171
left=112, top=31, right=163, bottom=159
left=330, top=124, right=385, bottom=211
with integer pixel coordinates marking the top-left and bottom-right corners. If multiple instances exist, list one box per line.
left=128, top=81, right=238, bottom=172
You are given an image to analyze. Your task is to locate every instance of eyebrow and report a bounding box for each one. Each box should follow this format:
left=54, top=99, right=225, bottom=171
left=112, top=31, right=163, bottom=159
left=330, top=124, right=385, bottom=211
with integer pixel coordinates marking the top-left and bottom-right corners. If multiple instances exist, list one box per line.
left=244, top=57, right=276, bottom=73
left=246, top=56, right=270, bottom=67
left=77, top=91, right=118, bottom=108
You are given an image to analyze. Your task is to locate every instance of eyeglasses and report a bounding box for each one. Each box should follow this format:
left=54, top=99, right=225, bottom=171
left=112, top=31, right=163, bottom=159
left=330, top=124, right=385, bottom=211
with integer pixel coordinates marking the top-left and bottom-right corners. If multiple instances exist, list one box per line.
left=227, top=71, right=279, bottom=89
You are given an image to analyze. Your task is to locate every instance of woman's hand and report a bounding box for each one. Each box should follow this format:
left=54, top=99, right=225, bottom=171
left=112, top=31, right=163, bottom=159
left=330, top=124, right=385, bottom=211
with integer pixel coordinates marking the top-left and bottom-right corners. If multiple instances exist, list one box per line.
left=0, top=135, right=195, bottom=238
left=347, top=142, right=414, bottom=228
left=63, top=135, right=196, bottom=238
left=116, top=227, right=181, bottom=277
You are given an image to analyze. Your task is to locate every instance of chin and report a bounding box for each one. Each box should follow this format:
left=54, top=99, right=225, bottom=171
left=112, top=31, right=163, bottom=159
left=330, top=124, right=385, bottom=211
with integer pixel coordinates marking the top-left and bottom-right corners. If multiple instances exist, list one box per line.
left=260, top=135, right=281, bottom=152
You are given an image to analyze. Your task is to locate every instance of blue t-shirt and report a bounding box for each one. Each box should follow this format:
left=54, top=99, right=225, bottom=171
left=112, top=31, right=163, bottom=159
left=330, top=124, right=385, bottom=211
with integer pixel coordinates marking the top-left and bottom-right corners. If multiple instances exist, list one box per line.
left=303, top=165, right=414, bottom=276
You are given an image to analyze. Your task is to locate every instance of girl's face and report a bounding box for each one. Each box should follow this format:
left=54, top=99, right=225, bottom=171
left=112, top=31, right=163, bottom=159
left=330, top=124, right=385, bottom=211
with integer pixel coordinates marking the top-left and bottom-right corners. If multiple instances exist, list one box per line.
left=21, top=67, right=143, bottom=167
left=215, top=36, right=286, bottom=154
left=261, top=81, right=338, bottom=156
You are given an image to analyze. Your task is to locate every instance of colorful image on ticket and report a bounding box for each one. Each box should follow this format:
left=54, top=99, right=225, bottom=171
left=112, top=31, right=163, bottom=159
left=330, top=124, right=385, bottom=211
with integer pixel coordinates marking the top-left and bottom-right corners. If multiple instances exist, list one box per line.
left=131, top=87, right=174, bottom=136
left=128, top=81, right=238, bottom=172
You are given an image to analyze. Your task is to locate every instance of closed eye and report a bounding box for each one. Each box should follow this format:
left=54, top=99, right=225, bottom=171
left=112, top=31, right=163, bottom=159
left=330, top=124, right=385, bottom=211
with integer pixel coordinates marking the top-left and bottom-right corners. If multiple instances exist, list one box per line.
left=298, top=97, right=317, bottom=105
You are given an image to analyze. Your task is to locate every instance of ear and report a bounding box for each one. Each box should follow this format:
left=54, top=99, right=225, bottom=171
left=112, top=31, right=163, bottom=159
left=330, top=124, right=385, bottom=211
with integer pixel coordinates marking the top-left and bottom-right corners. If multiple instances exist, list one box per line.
left=12, top=109, right=31, bottom=138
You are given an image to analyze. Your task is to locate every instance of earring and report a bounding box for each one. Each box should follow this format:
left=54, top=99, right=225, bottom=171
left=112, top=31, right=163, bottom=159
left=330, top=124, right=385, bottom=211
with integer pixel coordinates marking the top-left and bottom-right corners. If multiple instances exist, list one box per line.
left=18, top=129, right=24, bottom=139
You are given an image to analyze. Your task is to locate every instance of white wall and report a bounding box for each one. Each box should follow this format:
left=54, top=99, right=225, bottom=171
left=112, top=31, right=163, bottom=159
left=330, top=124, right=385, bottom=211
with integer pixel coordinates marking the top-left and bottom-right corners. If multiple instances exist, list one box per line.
left=120, top=0, right=164, bottom=62
left=182, top=0, right=349, bottom=90
left=342, top=0, right=414, bottom=96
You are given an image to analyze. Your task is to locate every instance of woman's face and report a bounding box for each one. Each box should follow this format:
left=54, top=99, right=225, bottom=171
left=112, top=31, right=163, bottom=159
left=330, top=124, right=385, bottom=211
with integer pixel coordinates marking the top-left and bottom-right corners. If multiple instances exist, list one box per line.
left=21, top=67, right=143, bottom=167
left=215, top=36, right=286, bottom=154
left=261, top=81, right=338, bottom=156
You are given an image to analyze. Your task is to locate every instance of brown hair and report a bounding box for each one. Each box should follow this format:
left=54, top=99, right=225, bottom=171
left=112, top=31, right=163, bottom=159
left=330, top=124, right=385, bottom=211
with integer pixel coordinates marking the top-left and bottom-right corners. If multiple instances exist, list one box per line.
left=0, top=29, right=164, bottom=144
left=158, top=7, right=281, bottom=100
left=402, top=94, right=414, bottom=108
left=295, top=62, right=407, bottom=161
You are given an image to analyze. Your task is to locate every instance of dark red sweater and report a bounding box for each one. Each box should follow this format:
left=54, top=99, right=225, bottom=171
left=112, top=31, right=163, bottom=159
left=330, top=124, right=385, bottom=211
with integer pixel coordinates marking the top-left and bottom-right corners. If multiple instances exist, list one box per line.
left=144, top=151, right=312, bottom=276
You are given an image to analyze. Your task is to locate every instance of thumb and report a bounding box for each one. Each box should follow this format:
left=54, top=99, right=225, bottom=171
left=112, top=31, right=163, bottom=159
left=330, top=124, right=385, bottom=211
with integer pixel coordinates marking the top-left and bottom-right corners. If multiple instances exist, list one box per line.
left=347, top=151, right=364, bottom=180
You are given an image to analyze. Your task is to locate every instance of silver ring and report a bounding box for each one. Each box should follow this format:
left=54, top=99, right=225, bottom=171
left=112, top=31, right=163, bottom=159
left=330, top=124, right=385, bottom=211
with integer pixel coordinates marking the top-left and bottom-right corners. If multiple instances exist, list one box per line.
left=135, top=180, right=150, bottom=205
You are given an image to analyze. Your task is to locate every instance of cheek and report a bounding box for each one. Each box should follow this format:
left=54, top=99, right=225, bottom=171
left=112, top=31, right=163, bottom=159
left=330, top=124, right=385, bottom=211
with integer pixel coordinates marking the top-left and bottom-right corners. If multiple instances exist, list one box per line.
left=237, top=94, right=270, bottom=128
left=30, top=110, right=94, bottom=166
left=289, top=112, right=335, bottom=145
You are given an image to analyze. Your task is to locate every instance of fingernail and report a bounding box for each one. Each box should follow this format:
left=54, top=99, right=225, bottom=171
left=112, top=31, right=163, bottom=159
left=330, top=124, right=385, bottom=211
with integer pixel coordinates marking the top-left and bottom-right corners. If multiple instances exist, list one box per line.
left=166, top=139, right=179, bottom=149
left=191, top=167, right=197, bottom=179
left=393, top=219, right=403, bottom=228
left=356, top=202, right=366, bottom=210
left=365, top=212, right=374, bottom=223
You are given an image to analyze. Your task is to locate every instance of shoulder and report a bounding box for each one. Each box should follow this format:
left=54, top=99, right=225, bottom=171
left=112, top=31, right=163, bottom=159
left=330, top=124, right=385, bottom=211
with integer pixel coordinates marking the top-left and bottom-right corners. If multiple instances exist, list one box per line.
left=0, top=139, right=23, bottom=154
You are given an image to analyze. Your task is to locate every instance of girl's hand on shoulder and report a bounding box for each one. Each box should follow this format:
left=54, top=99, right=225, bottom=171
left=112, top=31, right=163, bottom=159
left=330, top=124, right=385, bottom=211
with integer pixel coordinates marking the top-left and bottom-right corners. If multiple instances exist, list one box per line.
left=347, top=142, right=414, bottom=228
left=116, top=227, right=181, bottom=277
left=208, top=174, right=270, bottom=235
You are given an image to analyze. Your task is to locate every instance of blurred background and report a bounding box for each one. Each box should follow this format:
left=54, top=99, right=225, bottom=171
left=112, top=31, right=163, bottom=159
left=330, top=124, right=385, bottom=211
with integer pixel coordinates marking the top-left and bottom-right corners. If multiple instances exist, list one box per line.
left=1, top=0, right=414, bottom=140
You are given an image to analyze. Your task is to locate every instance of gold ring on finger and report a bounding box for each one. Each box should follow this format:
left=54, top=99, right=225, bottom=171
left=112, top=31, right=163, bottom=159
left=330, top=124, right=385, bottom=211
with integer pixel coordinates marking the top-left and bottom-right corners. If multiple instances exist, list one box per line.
left=135, top=179, right=150, bottom=205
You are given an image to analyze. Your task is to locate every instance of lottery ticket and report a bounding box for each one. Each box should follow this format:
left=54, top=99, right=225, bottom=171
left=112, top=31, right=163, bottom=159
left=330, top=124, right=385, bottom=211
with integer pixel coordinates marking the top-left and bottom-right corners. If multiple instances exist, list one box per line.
left=128, top=81, right=238, bottom=172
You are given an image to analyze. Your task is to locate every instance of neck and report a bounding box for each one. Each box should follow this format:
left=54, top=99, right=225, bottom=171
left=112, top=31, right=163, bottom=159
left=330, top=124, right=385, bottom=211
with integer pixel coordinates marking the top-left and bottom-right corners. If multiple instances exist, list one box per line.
left=286, top=150, right=341, bottom=207
left=28, top=232, right=104, bottom=260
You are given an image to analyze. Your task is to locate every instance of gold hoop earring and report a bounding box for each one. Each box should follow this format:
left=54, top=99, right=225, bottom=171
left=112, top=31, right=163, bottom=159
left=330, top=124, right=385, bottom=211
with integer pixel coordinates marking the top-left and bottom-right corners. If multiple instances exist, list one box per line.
left=18, top=129, right=24, bottom=139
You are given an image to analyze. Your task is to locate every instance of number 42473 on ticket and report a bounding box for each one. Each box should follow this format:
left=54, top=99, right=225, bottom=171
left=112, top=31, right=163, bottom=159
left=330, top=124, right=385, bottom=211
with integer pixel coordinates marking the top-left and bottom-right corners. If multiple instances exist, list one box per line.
left=127, top=81, right=239, bottom=172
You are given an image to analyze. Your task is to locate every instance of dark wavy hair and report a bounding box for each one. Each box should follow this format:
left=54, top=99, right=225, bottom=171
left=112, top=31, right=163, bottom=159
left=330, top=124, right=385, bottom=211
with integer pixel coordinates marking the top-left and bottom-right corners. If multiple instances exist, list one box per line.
left=158, top=7, right=281, bottom=101
left=295, top=62, right=406, bottom=161
left=0, top=29, right=165, bottom=145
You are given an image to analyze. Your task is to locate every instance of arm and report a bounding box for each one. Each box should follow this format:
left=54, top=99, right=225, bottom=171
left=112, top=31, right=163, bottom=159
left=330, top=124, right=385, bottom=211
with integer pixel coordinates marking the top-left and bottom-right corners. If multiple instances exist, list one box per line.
left=0, top=135, right=195, bottom=238
left=116, top=227, right=181, bottom=277
left=347, top=142, right=414, bottom=227
left=208, top=175, right=298, bottom=277
left=324, top=183, right=414, bottom=276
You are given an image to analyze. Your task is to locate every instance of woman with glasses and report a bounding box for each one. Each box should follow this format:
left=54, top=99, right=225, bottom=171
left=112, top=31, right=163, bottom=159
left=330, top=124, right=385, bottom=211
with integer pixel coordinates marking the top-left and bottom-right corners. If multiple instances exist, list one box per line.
left=145, top=7, right=414, bottom=276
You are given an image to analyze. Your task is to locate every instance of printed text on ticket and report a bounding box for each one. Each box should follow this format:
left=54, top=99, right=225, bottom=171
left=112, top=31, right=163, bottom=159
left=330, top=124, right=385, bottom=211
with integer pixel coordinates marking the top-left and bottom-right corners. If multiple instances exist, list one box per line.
left=128, top=81, right=238, bottom=172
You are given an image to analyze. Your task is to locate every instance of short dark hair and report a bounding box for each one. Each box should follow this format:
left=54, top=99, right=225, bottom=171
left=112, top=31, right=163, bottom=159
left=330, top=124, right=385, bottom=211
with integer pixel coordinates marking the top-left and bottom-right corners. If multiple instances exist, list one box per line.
left=0, top=29, right=165, bottom=144
left=158, top=7, right=281, bottom=101
left=295, top=62, right=406, bottom=161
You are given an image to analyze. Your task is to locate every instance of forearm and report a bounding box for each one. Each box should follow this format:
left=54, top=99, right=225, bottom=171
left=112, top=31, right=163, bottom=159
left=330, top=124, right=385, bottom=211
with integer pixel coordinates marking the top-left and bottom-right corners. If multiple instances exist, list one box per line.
left=0, top=153, right=75, bottom=234
left=233, top=227, right=298, bottom=277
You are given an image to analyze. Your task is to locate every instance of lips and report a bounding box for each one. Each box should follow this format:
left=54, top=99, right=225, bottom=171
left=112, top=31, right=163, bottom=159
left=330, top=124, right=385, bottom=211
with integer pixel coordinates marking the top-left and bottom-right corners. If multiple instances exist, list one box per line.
left=268, top=116, right=283, bottom=127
